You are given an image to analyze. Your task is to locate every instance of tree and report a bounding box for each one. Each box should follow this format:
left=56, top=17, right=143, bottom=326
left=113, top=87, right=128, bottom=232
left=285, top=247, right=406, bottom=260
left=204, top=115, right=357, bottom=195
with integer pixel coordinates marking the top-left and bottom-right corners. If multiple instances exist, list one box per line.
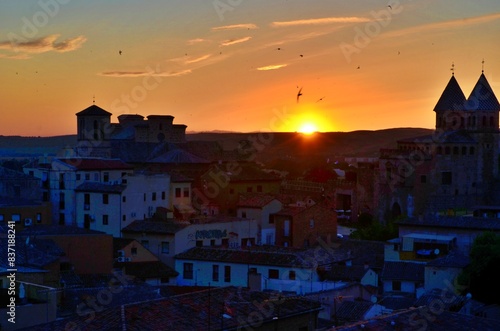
left=349, top=218, right=398, bottom=242
left=458, top=232, right=500, bottom=304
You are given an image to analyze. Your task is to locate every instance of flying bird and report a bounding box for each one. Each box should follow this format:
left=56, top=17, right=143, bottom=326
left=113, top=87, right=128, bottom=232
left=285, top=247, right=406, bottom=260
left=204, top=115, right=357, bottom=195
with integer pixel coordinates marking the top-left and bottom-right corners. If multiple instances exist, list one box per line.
left=297, top=87, right=303, bottom=103
left=387, top=5, right=392, bottom=10
left=357, top=66, right=360, bottom=69
left=277, top=47, right=281, bottom=51
left=316, top=97, right=325, bottom=103
left=300, top=54, right=303, bottom=57
left=119, top=50, right=122, bottom=55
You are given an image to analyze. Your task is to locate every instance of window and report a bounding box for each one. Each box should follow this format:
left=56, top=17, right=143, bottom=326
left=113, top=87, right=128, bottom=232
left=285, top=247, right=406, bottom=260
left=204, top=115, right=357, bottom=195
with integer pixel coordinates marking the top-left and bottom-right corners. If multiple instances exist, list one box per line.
left=224, top=266, right=231, bottom=282
left=161, top=191, right=166, bottom=200
left=469, top=146, right=475, bottom=155
left=268, top=214, right=274, bottom=224
left=59, top=192, right=65, bottom=210
left=161, top=242, right=170, bottom=254
left=152, top=192, right=157, bottom=201
left=143, top=193, right=146, bottom=201
left=59, top=173, right=65, bottom=189
left=85, top=173, right=90, bottom=181
left=392, top=281, right=401, bottom=291
left=183, top=263, right=194, bottom=279
left=42, top=191, right=49, bottom=201
left=103, top=194, right=109, bottom=204
left=94, top=173, right=99, bottom=181
left=222, top=238, right=229, bottom=247
left=284, top=220, right=290, bottom=237
left=309, top=219, right=315, bottom=228
left=257, top=185, right=262, bottom=192
left=268, top=269, right=279, bottom=279
left=241, top=211, right=247, bottom=218
left=453, top=146, right=459, bottom=155
left=102, top=214, right=109, bottom=225
left=183, top=187, right=190, bottom=197
left=420, top=175, right=427, bottom=183
left=59, top=213, right=65, bottom=225
left=247, top=186, right=253, bottom=192
left=441, top=172, right=452, bottom=185
left=0, top=214, right=3, bottom=222
left=289, top=270, right=296, bottom=280
left=103, top=172, right=109, bottom=182
left=131, top=247, right=137, bottom=255
left=122, top=196, right=126, bottom=203
left=196, top=240, right=203, bottom=247
left=212, top=265, right=219, bottom=282
left=160, top=277, right=169, bottom=284
left=122, top=215, right=126, bottom=222
left=141, top=240, right=149, bottom=249
left=210, top=239, right=215, bottom=246
left=76, top=174, right=81, bottom=181
left=84, top=193, right=90, bottom=210
left=11, top=214, right=20, bottom=222
left=175, top=188, right=181, bottom=198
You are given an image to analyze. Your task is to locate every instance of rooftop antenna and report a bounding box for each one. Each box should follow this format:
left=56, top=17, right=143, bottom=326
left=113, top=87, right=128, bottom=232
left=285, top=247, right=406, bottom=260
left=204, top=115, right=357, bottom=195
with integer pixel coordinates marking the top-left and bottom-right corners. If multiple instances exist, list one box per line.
left=450, top=62, right=455, bottom=76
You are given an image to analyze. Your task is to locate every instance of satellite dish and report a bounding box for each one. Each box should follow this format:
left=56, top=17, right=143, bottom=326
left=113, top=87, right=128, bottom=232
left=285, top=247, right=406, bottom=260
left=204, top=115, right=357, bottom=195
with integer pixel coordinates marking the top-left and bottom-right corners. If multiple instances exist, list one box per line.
left=434, top=249, right=440, bottom=255
left=371, top=295, right=377, bottom=303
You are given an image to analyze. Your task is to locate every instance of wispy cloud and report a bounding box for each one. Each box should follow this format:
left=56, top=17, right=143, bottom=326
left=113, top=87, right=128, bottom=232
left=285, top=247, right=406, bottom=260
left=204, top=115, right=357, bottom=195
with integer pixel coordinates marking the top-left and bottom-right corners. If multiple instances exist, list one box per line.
left=212, top=23, right=258, bottom=31
left=100, top=69, right=192, bottom=77
left=220, top=36, right=252, bottom=46
left=256, top=64, right=288, bottom=71
left=185, top=54, right=211, bottom=64
left=383, top=12, right=500, bottom=38
left=0, top=34, right=86, bottom=57
left=271, top=16, right=370, bottom=27
left=186, top=38, right=209, bottom=45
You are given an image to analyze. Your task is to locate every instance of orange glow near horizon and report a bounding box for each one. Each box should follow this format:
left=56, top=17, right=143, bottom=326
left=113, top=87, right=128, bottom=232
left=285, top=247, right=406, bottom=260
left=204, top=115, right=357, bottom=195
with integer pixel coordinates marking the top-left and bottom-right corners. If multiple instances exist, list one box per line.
left=0, top=2, right=498, bottom=136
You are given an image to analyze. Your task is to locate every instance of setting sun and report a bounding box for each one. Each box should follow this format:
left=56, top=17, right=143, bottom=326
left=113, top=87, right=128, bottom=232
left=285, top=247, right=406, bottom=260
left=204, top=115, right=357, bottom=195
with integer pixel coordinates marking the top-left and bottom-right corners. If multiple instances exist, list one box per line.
left=298, top=122, right=318, bottom=135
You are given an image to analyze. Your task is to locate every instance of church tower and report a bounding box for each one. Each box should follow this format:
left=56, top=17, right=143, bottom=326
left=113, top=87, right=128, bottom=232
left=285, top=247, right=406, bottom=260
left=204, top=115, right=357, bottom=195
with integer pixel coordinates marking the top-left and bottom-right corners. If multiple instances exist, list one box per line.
left=75, top=104, right=112, bottom=158
left=466, top=71, right=500, bottom=184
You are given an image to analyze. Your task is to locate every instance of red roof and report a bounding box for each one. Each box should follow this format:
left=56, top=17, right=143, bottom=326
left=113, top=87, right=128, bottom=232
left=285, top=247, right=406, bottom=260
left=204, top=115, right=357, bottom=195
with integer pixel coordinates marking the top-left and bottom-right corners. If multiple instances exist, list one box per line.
left=237, top=193, right=279, bottom=208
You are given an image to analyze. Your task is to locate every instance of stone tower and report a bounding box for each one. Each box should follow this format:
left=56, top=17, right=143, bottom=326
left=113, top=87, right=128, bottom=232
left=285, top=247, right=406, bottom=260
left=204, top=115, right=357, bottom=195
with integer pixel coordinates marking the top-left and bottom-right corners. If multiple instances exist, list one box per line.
left=75, top=104, right=112, bottom=158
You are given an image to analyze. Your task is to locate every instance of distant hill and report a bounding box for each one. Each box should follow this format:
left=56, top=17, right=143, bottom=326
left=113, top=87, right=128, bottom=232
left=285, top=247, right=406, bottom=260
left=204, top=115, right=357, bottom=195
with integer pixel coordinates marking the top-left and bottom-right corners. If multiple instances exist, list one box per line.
left=0, top=128, right=433, bottom=159
left=187, top=128, right=434, bottom=158
left=0, top=135, right=77, bottom=158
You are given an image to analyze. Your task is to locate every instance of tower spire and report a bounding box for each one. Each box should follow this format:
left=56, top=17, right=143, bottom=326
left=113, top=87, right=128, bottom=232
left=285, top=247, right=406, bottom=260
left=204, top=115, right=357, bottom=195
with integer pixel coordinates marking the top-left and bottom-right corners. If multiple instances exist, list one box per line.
left=93, top=94, right=95, bottom=104
left=450, top=62, right=455, bottom=76
left=482, top=58, right=485, bottom=73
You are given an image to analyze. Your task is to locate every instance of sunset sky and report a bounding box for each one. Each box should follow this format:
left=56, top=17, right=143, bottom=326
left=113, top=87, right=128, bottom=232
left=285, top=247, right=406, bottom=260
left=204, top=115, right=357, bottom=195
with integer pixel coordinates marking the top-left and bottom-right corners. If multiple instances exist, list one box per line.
left=1, top=0, right=499, bottom=136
